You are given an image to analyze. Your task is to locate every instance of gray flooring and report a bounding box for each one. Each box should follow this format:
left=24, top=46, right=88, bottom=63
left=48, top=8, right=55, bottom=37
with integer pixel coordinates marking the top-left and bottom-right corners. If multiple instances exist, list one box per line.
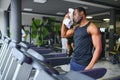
left=94, top=60, right=120, bottom=80
left=56, top=60, right=120, bottom=80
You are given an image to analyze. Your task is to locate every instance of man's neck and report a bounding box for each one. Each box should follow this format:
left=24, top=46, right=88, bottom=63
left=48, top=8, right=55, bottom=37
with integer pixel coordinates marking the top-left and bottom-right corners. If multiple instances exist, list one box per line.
left=79, top=18, right=89, bottom=27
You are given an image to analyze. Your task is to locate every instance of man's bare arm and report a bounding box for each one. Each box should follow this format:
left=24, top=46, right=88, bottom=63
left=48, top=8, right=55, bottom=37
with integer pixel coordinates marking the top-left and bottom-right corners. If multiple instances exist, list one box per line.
left=85, top=23, right=102, bottom=70
left=61, top=23, right=76, bottom=38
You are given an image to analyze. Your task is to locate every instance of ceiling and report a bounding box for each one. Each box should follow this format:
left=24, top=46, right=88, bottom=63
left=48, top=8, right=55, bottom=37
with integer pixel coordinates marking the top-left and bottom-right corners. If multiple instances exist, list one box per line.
left=9, top=0, right=120, bottom=21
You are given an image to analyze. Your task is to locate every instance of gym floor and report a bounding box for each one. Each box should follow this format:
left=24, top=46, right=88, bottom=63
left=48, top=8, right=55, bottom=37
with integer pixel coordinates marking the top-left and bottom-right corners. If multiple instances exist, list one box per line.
left=94, top=60, right=120, bottom=80
left=56, top=60, right=120, bottom=80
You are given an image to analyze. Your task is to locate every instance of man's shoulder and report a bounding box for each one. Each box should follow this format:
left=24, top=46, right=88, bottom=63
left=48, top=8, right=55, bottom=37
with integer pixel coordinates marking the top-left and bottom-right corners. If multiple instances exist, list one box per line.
left=87, top=22, right=99, bottom=34
left=88, top=22, right=98, bottom=29
left=89, top=22, right=96, bottom=27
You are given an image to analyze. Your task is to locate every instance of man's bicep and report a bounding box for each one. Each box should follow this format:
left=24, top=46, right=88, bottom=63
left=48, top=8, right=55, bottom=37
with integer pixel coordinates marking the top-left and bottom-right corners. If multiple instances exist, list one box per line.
left=92, top=31, right=102, bottom=49
left=89, top=23, right=102, bottom=48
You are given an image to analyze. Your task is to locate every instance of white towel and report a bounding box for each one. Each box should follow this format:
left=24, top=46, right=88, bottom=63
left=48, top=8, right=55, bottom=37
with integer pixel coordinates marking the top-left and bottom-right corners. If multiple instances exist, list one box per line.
left=63, top=18, right=73, bottom=29
left=68, top=8, right=74, bottom=21
left=63, top=8, right=74, bottom=29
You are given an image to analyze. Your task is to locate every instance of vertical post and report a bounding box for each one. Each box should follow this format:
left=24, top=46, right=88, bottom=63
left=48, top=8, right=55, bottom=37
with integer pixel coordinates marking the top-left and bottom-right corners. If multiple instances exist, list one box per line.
left=10, top=0, right=21, bottom=43
left=109, top=9, right=116, bottom=51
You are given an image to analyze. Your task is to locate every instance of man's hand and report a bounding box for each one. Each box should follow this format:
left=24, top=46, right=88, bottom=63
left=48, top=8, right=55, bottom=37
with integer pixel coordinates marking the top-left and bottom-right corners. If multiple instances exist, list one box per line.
left=85, top=65, right=93, bottom=70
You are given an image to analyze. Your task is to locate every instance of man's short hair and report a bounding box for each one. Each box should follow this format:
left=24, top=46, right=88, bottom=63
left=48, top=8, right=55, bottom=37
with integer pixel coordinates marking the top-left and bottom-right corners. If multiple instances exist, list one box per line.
left=75, top=7, right=86, bottom=16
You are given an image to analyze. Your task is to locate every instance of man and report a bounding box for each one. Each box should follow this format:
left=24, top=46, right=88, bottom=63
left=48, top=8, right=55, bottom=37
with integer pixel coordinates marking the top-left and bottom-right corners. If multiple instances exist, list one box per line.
left=61, top=7, right=102, bottom=71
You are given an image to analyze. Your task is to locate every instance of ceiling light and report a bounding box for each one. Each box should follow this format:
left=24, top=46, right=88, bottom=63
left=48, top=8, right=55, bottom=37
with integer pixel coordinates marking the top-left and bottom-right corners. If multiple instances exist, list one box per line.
left=103, top=18, right=110, bottom=22
left=23, top=8, right=32, bottom=11
left=86, top=16, right=93, bottom=19
left=33, top=0, right=47, bottom=3
left=56, top=12, right=65, bottom=15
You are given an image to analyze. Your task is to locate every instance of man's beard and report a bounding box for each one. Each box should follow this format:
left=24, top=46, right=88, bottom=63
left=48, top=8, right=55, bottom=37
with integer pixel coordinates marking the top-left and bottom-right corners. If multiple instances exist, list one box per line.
left=76, top=16, right=83, bottom=24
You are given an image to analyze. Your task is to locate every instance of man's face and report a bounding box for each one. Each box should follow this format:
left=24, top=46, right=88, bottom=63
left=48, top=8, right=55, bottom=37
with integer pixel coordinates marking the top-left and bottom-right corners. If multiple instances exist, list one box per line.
left=73, top=9, right=83, bottom=24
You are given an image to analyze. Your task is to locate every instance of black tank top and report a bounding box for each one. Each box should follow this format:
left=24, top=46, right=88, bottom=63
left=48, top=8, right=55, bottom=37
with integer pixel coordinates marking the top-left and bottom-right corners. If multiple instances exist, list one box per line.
left=73, top=22, right=93, bottom=66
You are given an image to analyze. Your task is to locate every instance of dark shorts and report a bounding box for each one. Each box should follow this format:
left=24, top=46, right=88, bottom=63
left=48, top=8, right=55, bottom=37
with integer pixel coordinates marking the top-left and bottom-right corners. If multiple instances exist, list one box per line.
left=67, top=37, right=73, bottom=44
left=70, top=59, right=86, bottom=71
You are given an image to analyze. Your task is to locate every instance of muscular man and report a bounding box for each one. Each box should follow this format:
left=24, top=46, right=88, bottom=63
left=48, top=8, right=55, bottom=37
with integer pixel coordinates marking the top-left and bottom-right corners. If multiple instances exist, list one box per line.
left=61, top=7, right=102, bottom=71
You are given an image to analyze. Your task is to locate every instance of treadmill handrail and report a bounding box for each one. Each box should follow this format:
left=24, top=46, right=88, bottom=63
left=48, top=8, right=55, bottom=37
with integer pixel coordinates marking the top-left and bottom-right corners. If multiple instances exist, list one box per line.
left=27, top=49, right=45, bottom=61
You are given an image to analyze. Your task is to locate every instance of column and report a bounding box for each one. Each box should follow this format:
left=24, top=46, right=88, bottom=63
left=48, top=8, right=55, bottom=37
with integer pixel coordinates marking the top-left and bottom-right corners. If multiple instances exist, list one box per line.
left=109, top=9, right=116, bottom=51
left=10, top=0, right=21, bottom=43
